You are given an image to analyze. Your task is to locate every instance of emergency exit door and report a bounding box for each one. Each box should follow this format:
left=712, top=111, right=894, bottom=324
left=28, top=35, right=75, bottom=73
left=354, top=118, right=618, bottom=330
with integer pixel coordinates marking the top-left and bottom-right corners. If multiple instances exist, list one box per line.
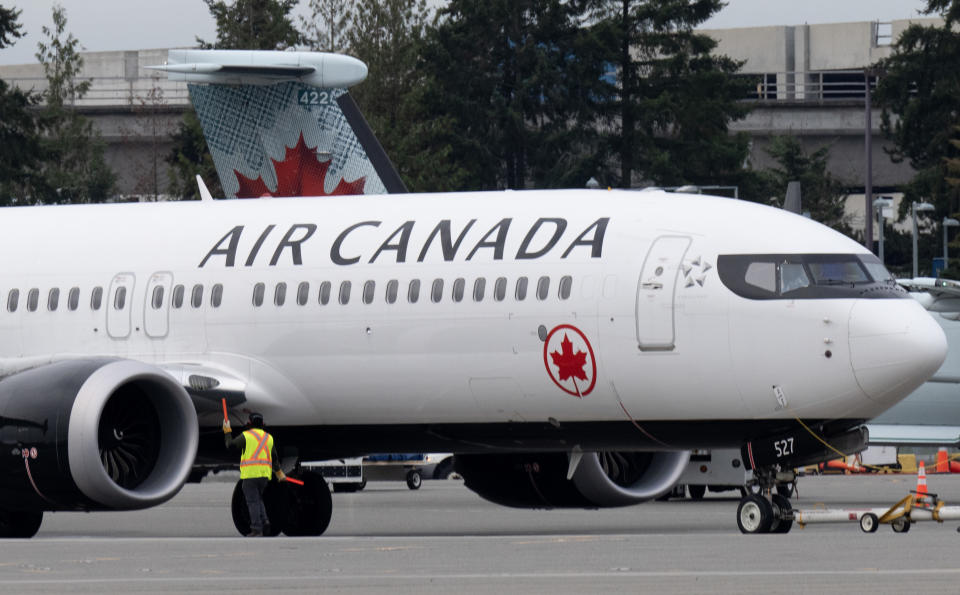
left=106, top=273, right=135, bottom=339
left=635, top=236, right=691, bottom=351
left=144, top=272, right=173, bottom=338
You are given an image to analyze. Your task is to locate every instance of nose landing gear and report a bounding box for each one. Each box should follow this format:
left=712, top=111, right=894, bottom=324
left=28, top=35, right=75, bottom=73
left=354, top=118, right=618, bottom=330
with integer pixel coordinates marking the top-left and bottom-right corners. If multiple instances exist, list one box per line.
left=736, top=468, right=795, bottom=534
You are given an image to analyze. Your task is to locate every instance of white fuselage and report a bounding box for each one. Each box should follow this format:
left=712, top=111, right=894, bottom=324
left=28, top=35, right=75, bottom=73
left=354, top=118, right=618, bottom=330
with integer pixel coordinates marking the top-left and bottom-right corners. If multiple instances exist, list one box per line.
left=0, top=189, right=945, bottom=445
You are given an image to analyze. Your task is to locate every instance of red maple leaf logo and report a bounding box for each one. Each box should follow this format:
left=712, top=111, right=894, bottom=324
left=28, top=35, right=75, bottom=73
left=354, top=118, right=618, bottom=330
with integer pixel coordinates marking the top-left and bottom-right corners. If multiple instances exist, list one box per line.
left=551, top=333, right=588, bottom=383
left=233, top=133, right=366, bottom=198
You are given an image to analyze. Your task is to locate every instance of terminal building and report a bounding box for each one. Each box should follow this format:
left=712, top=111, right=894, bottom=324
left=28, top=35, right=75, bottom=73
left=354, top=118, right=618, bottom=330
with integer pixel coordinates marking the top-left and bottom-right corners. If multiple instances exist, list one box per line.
left=0, top=17, right=943, bottom=235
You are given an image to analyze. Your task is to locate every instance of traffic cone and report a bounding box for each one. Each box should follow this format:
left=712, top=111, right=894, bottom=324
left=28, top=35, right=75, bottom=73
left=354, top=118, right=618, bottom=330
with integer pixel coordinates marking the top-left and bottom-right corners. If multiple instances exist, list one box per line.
left=934, top=448, right=949, bottom=474
left=915, top=460, right=929, bottom=504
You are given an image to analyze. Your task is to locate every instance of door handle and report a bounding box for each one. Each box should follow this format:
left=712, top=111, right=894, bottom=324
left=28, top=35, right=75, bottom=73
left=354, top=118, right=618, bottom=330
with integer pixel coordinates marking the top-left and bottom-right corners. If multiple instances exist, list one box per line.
left=641, top=282, right=662, bottom=290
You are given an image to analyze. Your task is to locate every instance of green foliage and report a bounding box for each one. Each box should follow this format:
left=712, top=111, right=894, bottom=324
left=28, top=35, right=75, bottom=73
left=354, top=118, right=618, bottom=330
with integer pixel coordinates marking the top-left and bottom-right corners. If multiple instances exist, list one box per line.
left=197, top=0, right=302, bottom=50
left=873, top=2, right=960, bottom=221
left=301, top=0, right=352, bottom=52
left=412, top=0, right=607, bottom=191
left=755, top=136, right=852, bottom=235
left=0, top=6, right=43, bottom=205
left=29, top=5, right=115, bottom=204
left=0, top=4, right=24, bottom=49
left=587, top=0, right=752, bottom=189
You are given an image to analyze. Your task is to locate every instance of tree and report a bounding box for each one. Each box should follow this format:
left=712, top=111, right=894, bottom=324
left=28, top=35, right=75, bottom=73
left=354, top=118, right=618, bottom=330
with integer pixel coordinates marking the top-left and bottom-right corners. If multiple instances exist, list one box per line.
left=31, top=4, right=115, bottom=204
left=873, top=0, right=960, bottom=220
left=757, top=136, right=852, bottom=235
left=414, top=0, right=607, bottom=191
left=587, top=0, right=752, bottom=188
left=301, top=0, right=353, bottom=52
left=0, top=5, right=45, bottom=205
left=197, top=0, right=302, bottom=50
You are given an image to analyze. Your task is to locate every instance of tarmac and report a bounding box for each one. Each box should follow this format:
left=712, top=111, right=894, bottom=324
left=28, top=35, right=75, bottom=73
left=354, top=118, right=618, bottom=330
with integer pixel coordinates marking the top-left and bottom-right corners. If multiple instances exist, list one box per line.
left=5, top=473, right=960, bottom=594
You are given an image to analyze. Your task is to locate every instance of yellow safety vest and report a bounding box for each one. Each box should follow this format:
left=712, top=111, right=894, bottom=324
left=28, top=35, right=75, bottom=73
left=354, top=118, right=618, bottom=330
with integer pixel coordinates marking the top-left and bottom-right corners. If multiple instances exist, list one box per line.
left=239, top=429, right=274, bottom=480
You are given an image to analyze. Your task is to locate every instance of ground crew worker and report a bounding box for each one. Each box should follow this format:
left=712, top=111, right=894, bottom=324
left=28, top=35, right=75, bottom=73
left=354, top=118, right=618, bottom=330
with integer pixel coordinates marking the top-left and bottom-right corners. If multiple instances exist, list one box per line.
left=223, top=412, right=287, bottom=536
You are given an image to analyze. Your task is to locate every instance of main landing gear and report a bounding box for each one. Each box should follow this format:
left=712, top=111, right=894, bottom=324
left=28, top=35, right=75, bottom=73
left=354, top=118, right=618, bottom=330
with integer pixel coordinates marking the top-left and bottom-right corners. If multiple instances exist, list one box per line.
left=231, top=470, right=332, bottom=537
left=736, top=467, right=795, bottom=534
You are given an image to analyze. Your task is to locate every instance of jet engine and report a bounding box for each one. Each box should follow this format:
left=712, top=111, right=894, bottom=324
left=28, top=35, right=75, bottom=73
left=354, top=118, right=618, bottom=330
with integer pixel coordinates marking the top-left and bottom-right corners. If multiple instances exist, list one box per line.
left=0, top=358, right=198, bottom=512
left=455, top=450, right=690, bottom=508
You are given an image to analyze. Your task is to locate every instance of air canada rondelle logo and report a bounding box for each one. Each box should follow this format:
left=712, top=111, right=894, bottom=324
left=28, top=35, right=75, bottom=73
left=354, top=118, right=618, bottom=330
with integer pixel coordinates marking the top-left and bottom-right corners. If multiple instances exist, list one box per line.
left=543, top=324, right=597, bottom=398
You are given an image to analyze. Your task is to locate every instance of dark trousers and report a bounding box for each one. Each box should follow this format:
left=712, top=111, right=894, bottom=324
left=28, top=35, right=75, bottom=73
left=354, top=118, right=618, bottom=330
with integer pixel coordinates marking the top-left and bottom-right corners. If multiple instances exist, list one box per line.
left=242, top=476, right=269, bottom=532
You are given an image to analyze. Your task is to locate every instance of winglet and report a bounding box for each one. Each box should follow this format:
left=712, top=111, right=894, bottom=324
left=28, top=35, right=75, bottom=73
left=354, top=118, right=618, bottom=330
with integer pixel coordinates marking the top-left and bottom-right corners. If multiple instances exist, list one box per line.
left=196, top=175, right=213, bottom=202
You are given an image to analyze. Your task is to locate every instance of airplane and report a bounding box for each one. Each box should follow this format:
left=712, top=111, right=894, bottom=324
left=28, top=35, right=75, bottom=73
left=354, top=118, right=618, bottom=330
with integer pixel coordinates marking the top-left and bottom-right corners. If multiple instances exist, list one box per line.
left=0, top=185, right=945, bottom=537
left=0, top=51, right=946, bottom=539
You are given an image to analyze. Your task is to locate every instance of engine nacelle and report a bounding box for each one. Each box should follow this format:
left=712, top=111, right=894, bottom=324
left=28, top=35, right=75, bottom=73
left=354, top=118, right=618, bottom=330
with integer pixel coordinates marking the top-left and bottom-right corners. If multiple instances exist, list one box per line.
left=455, top=450, right=690, bottom=508
left=0, top=359, right=198, bottom=511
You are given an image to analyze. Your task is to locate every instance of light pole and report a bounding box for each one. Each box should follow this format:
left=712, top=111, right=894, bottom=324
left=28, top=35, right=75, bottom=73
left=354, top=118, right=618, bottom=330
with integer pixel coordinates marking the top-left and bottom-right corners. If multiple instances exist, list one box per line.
left=944, top=217, right=960, bottom=271
left=912, top=201, right=935, bottom=278
left=874, top=197, right=893, bottom=264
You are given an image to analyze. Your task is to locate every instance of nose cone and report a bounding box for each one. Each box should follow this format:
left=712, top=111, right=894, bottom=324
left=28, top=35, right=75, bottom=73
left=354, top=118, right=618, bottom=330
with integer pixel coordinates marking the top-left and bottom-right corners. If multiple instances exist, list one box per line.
left=848, top=299, right=947, bottom=408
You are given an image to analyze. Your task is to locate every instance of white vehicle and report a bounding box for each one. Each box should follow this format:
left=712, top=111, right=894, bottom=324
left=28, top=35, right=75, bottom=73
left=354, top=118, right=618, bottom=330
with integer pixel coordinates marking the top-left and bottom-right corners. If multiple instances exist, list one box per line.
left=0, top=51, right=945, bottom=538
left=302, top=458, right=364, bottom=492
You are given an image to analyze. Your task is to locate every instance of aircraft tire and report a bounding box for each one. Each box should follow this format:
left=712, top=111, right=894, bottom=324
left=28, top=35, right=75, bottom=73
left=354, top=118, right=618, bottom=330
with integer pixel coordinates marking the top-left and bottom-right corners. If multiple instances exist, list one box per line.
left=231, top=480, right=285, bottom=536
left=0, top=509, right=42, bottom=538
left=688, top=485, right=706, bottom=500
left=737, top=494, right=773, bottom=534
left=281, top=472, right=332, bottom=537
left=770, top=494, right=793, bottom=533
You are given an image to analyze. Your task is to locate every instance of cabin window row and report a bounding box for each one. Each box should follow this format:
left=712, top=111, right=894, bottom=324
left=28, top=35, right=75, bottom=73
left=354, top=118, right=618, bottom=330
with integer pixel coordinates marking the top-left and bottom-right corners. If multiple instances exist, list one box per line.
left=4, top=283, right=226, bottom=313
left=251, top=276, right=574, bottom=307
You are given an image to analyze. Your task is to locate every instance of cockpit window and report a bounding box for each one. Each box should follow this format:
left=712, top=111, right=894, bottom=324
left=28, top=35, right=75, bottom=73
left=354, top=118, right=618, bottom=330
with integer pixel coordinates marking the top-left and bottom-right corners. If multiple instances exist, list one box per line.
left=807, top=261, right=869, bottom=286
left=779, top=263, right=810, bottom=294
left=718, top=253, right=907, bottom=300
left=861, top=259, right=895, bottom=284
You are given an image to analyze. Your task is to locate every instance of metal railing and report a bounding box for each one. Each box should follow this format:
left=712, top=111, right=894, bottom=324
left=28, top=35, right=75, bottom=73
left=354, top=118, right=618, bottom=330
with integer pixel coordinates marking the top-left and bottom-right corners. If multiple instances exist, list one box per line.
left=745, top=70, right=876, bottom=104
left=0, top=75, right=191, bottom=107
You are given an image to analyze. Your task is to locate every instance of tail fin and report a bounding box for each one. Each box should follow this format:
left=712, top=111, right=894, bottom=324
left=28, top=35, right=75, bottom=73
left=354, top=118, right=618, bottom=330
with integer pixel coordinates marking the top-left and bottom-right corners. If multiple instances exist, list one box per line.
left=151, top=49, right=406, bottom=198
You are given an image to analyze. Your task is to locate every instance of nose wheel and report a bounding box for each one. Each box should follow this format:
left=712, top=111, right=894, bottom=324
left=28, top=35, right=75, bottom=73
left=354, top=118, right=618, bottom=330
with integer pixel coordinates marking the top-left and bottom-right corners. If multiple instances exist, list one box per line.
left=737, top=467, right=794, bottom=534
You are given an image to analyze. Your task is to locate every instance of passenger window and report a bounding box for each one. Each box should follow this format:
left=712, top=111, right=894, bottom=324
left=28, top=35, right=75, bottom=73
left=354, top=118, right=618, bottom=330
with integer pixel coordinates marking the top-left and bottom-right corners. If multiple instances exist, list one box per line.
left=363, top=280, right=375, bottom=304
left=151, top=286, right=164, bottom=309
left=339, top=281, right=351, bottom=304
left=494, top=277, right=507, bottom=302
left=408, top=279, right=420, bottom=303
left=745, top=262, right=776, bottom=293
left=779, top=264, right=809, bottom=294
left=252, top=282, right=264, bottom=307
left=90, top=286, right=102, bottom=310
left=27, top=288, right=39, bottom=312
left=274, top=282, right=286, bottom=306
left=431, top=279, right=444, bottom=303
left=68, top=287, right=79, bottom=311
left=191, top=284, right=203, bottom=308
left=515, top=277, right=528, bottom=300
left=452, top=278, right=465, bottom=302
left=7, top=289, right=18, bottom=312
left=386, top=280, right=398, bottom=304
left=113, top=287, right=126, bottom=310
left=297, top=282, right=309, bottom=306
left=559, top=275, right=572, bottom=299
left=47, top=288, right=59, bottom=311
left=537, top=276, right=550, bottom=300
left=172, top=284, right=185, bottom=309
left=473, top=278, right=485, bottom=302
left=319, top=281, right=331, bottom=305
left=211, top=283, right=223, bottom=307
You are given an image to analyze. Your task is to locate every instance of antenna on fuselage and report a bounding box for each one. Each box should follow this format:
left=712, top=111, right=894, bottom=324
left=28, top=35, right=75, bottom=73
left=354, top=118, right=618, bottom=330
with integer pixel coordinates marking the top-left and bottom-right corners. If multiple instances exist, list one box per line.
left=196, top=175, right=213, bottom=202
